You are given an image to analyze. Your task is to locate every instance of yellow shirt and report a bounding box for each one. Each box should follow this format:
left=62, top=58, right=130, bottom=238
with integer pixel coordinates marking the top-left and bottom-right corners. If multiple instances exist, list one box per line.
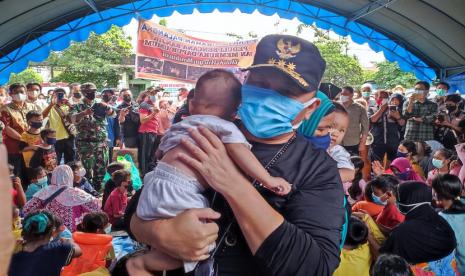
left=49, top=105, right=70, bottom=140
left=333, top=243, right=371, bottom=276
left=20, top=131, right=42, bottom=167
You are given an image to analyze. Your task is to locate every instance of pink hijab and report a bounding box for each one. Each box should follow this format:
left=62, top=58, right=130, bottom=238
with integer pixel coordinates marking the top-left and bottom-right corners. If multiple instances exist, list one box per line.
left=390, top=157, right=424, bottom=181
left=34, top=165, right=95, bottom=207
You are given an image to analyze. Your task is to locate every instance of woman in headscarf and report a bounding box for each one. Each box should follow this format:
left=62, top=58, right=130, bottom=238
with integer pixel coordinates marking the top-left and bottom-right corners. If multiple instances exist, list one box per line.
left=23, top=165, right=100, bottom=231
left=389, top=157, right=424, bottom=182
left=377, top=181, right=458, bottom=275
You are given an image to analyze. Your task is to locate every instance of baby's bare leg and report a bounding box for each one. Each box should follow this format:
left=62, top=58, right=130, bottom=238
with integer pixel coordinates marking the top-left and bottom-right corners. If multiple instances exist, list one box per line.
left=225, top=143, right=291, bottom=195
left=126, top=249, right=182, bottom=275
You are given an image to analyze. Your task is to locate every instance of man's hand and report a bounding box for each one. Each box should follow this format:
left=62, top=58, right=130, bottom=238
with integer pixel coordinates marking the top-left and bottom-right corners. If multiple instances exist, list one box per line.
left=372, top=160, right=384, bottom=176
left=12, top=177, right=21, bottom=190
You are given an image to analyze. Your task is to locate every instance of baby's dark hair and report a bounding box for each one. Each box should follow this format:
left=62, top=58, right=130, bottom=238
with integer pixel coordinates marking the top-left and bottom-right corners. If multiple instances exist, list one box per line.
left=40, top=128, right=56, bottom=141
left=26, top=110, right=42, bottom=122
left=332, top=101, right=349, bottom=116
left=22, top=210, right=55, bottom=242
left=192, top=69, right=242, bottom=119
left=82, top=212, right=109, bottom=233
left=371, top=254, right=413, bottom=276
left=345, top=216, right=368, bottom=247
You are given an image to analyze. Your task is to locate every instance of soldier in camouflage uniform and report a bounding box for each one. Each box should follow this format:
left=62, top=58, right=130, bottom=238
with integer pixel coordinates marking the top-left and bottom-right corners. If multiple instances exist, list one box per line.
left=70, top=82, right=115, bottom=191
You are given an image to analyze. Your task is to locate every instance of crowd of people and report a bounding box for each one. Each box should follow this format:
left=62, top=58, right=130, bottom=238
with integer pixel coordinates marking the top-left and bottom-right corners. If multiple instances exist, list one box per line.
left=0, top=34, right=464, bottom=276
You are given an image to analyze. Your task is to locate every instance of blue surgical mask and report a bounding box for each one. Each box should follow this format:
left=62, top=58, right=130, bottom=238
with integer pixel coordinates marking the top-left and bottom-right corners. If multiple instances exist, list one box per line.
left=396, top=151, right=408, bottom=158
left=238, top=85, right=316, bottom=139
left=36, top=176, right=48, bottom=187
left=436, top=89, right=446, bottom=97
left=432, top=158, right=444, bottom=169
left=150, top=95, right=157, bottom=103
left=304, top=134, right=331, bottom=150
left=372, top=192, right=388, bottom=206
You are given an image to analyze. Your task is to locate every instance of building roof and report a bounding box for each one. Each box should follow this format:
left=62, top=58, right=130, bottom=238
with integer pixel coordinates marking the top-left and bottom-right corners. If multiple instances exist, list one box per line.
left=0, top=0, right=464, bottom=84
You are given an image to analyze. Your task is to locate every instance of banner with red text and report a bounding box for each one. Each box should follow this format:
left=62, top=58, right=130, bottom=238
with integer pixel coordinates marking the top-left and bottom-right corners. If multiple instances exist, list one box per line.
left=135, top=20, right=257, bottom=82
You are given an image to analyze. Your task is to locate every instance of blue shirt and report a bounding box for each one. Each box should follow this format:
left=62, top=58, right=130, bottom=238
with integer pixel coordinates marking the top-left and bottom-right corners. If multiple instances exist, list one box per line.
left=8, top=241, right=73, bottom=276
left=25, top=182, right=47, bottom=201
left=74, top=177, right=98, bottom=196
left=106, top=116, right=118, bottom=147
left=440, top=202, right=465, bottom=275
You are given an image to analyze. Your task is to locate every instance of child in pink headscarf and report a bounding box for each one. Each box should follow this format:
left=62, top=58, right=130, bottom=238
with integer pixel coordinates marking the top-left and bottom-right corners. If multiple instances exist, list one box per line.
left=389, top=157, right=424, bottom=182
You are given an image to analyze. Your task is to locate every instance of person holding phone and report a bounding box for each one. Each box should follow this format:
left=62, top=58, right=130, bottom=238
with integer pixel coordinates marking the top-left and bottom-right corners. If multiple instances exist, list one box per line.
left=70, top=83, right=116, bottom=191
left=42, top=88, right=75, bottom=164
left=434, top=94, right=465, bottom=150
left=369, top=92, right=406, bottom=163
left=403, top=81, right=438, bottom=142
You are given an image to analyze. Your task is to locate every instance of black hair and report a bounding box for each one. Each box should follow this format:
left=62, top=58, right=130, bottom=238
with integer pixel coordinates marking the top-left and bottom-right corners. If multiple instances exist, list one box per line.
left=370, top=174, right=400, bottom=193
left=364, top=181, right=374, bottom=202
left=438, top=81, right=450, bottom=90
left=26, top=110, right=42, bottom=122
left=400, top=140, right=417, bottom=156
left=415, top=81, right=430, bottom=91
left=82, top=212, right=109, bottom=233
left=445, top=94, right=462, bottom=104
left=30, top=166, right=45, bottom=180
left=332, top=101, right=349, bottom=115
left=342, top=86, right=354, bottom=94
left=52, top=214, right=64, bottom=229
left=26, top=82, right=42, bottom=91
left=40, top=128, right=56, bottom=141
left=22, top=210, right=55, bottom=242
left=8, top=83, right=26, bottom=93
left=67, top=161, right=82, bottom=171
left=371, top=254, right=413, bottom=276
left=101, top=88, right=116, bottom=95
left=432, top=174, right=465, bottom=214
left=107, top=162, right=125, bottom=174
left=187, top=89, right=195, bottom=100
left=54, top=88, right=66, bottom=95
left=112, top=169, right=131, bottom=187
left=348, top=156, right=364, bottom=200
left=345, top=216, right=368, bottom=247
left=436, top=148, right=455, bottom=161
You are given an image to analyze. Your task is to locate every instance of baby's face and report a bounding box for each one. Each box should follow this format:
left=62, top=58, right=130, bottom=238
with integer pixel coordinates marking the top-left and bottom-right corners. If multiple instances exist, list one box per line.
left=314, top=113, right=335, bottom=137
left=330, top=112, right=349, bottom=147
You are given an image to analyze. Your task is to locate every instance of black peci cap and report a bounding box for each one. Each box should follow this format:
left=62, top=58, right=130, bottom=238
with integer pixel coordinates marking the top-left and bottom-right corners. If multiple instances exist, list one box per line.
left=244, top=34, right=326, bottom=92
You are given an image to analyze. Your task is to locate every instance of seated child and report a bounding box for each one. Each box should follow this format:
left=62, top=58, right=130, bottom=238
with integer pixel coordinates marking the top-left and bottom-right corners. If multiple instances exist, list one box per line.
left=51, top=214, right=72, bottom=241
left=103, top=169, right=131, bottom=230
left=102, top=162, right=125, bottom=208
left=345, top=156, right=367, bottom=205
left=29, top=128, right=58, bottom=175
left=68, top=161, right=99, bottom=197
left=18, top=110, right=43, bottom=170
left=371, top=254, right=413, bottom=276
left=8, top=210, right=82, bottom=276
left=328, top=102, right=355, bottom=183
left=62, top=212, right=114, bottom=276
left=132, top=69, right=292, bottom=274
left=25, top=166, right=48, bottom=201
left=333, top=216, right=372, bottom=276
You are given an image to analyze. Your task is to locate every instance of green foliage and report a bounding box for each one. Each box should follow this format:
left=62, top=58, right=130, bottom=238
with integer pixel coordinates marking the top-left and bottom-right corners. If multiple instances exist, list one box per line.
left=159, top=19, right=168, bottom=27
left=48, top=25, right=132, bottom=89
left=371, top=61, right=418, bottom=89
left=302, top=25, right=363, bottom=87
left=8, top=68, right=43, bottom=84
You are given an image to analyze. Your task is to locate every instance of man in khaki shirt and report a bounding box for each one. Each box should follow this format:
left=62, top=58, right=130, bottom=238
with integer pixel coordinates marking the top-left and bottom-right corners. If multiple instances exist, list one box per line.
left=339, top=86, right=369, bottom=156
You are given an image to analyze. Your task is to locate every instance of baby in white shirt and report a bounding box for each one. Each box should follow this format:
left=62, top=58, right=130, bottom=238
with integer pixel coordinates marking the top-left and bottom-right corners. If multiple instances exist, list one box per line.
left=131, top=69, right=291, bottom=275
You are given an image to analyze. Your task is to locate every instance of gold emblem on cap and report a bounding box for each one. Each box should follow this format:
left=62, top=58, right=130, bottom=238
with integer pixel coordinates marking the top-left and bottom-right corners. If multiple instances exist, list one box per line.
left=276, top=39, right=301, bottom=59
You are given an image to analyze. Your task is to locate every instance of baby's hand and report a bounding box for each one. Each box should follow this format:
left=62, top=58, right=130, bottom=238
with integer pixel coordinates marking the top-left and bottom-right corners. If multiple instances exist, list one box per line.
left=263, top=177, right=292, bottom=196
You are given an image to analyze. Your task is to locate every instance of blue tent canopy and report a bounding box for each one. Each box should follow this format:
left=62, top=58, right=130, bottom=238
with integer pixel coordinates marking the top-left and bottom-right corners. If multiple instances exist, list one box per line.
left=1, top=0, right=464, bottom=85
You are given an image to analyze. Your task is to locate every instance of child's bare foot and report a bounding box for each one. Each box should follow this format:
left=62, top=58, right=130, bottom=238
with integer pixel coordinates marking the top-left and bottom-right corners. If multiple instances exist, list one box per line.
left=263, top=177, right=292, bottom=196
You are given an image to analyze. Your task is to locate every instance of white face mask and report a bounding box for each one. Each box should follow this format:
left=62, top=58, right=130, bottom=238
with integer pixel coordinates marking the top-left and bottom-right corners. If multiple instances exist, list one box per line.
left=340, top=95, right=350, bottom=103
left=12, top=93, right=27, bottom=102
